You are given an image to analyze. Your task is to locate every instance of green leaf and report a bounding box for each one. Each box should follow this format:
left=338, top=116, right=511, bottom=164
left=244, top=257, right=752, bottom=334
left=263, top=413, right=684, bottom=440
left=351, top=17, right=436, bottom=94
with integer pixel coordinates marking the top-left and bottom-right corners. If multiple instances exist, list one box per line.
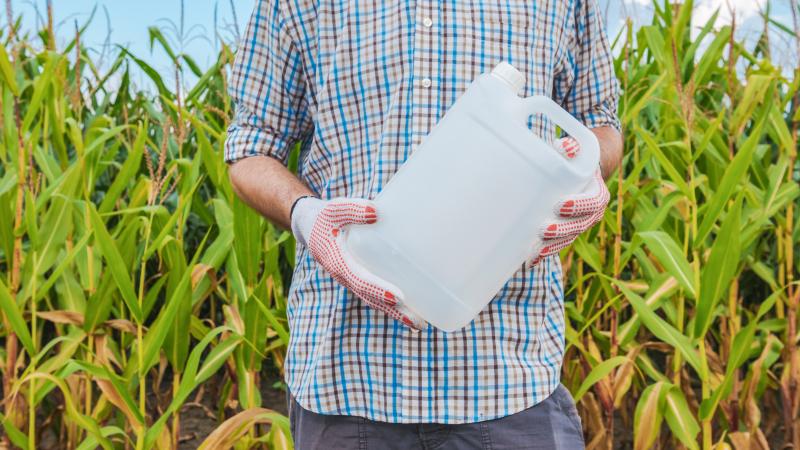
left=639, top=231, right=696, bottom=297
left=83, top=272, right=116, bottom=332
left=233, top=195, right=265, bottom=287
left=730, top=74, right=773, bottom=134
left=0, top=412, right=28, bottom=450
left=664, top=386, right=700, bottom=450
left=148, top=27, right=179, bottom=63
left=693, top=25, right=730, bottom=85
left=117, top=47, right=173, bottom=100
left=0, top=44, right=19, bottom=96
left=74, top=427, right=128, bottom=450
left=163, top=239, right=191, bottom=371
left=611, top=278, right=703, bottom=373
left=694, top=194, right=742, bottom=338
left=694, top=113, right=765, bottom=246
left=573, top=356, right=628, bottom=401
left=21, top=54, right=60, bottom=132
left=87, top=203, right=143, bottom=323
left=143, top=326, right=234, bottom=449
left=195, top=335, right=242, bottom=384
left=0, top=279, right=36, bottom=356
left=637, top=128, right=691, bottom=198
left=99, top=124, right=145, bottom=213
left=82, top=126, right=128, bottom=158
left=34, top=191, right=75, bottom=276
left=134, top=231, right=210, bottom=375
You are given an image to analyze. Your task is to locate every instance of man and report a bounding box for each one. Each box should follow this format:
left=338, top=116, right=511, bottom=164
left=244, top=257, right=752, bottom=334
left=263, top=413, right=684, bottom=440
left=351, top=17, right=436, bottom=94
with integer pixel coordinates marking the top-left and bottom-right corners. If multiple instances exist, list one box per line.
left=226, top=0, right=622, bottom=448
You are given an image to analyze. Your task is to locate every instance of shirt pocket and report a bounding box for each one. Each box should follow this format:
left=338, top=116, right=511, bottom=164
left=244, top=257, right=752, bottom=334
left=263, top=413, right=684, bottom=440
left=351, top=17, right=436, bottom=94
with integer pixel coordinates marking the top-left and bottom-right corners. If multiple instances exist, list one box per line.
left=467, top=1, right=560, bottom=52
left=466, top=1, right=559, bottom=97
left=469, top=0, right=535, bottom=28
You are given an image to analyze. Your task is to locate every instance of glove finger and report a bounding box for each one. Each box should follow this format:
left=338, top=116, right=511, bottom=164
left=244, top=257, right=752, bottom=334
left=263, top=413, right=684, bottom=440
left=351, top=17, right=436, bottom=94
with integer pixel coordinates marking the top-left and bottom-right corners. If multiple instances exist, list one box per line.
left=392, top=303, right=427, bottom=331
left=324, top=198, right=378, bottom=228
left=527, top=235, right=575, bottom=268
left=555, top=171, right=609, bottom=218
left=334, top=231, right=405, bottom=307
left=541, top=209, right=605, bottom=240
left=556, top=136, right=581, bottom=160
left=334, top=235, right=428, bottom=330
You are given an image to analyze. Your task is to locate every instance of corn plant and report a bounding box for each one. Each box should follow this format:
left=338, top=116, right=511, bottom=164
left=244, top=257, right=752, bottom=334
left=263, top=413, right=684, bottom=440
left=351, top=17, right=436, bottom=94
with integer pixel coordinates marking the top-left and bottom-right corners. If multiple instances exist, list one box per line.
left=0, top=1, right=799, bottom=449
left=562, top=1, right=800, bottom=449
left=0, top=6, right=292, bottom=450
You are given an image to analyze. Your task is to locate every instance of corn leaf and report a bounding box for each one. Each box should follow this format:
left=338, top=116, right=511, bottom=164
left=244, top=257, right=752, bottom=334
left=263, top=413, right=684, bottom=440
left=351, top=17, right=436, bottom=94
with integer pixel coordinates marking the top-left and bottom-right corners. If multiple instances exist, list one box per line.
left=694, top=194, right=742, bottom=338
left=639, top=231, right=696, bottom=298
left=634, top=382, right=667, bottom=450
left=0, top=279, right=36, bottom=356
left=87, top=203, right=143, bottom=323
left=573, top=356, right=628, bottom=401
left=612, top=278, right=703, bottom=373
left=664, top=385, right=700, bottom=450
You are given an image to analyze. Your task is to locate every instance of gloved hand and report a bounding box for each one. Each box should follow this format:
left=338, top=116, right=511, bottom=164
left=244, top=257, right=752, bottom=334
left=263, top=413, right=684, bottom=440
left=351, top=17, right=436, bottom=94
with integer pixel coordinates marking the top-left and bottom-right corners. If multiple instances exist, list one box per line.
left=291, top=197, right=427, bottom=330
left=528, top=137, right=609, bottom=267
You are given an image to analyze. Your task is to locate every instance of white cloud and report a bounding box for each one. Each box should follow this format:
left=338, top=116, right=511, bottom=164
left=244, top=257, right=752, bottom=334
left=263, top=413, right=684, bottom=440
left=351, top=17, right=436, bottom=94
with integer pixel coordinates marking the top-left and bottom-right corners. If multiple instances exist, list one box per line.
left=694, top=0, right=767, bottom=27
left=610, top=0, right=797, bottom=72
left=615, top=0, right=771, bottom=44
left=621, top=0, right=767, bottom=25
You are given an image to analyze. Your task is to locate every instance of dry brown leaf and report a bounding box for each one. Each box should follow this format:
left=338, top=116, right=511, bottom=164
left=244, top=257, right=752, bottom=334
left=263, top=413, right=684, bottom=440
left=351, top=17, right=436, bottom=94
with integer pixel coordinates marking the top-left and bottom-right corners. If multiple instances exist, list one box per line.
left=581, top=392, right=607, bottom=450
left=191, top=263, right=216, bottom=290
left=751, top=427, right=769, bottom=450
left=94, top=334, right=120, bottom=369
left=37, top=310, right=84, bottom=326
left=223, top=304, right=245, bottom=335
left=619, top=279, right=650, bottom=293
left=95, top=378, right=143, bottom=431
left=613, top=346, right=642, bottom=408
left=729, top=429, right=769, bottom=450
left=198, top=407, right=285, bottom=450
left=728, top=431, right=750, bottom=450
left=634, top=382, right=666, bottom=450
left=104, top=319, right=139, bottom=334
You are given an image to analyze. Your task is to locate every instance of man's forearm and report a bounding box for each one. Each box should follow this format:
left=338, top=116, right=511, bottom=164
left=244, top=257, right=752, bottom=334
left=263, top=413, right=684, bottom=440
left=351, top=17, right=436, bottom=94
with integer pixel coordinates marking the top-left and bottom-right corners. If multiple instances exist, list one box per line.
left=591, top=126, right=623, bottom=180
left=228, top=155, right=315, bottom=229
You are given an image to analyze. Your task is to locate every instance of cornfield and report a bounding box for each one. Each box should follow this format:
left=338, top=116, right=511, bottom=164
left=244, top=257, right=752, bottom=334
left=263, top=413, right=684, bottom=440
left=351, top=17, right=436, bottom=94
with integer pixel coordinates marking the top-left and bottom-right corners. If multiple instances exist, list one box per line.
left=0, top=0, right=798, bottom=449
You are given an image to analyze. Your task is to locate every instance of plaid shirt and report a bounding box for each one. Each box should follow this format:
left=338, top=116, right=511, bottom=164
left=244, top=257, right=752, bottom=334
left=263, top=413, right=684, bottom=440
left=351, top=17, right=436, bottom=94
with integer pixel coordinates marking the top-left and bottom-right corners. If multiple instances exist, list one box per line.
left=226, top=0, right=619, bottom=424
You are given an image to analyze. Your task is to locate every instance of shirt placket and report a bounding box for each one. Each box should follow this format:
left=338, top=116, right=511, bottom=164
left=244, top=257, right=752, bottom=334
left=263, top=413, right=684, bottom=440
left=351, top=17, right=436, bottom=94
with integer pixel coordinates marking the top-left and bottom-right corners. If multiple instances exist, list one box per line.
left=403, top=0, right=438, bottom=422
left=410, top=0, right=437, bottom=151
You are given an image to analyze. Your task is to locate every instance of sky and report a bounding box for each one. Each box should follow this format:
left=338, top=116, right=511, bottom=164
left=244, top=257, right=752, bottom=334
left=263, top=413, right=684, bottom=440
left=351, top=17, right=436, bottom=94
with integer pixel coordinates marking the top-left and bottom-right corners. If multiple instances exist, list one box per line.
left=9, top=0, right=246, bottom=86
left=6, top=0, right=798, bottom=89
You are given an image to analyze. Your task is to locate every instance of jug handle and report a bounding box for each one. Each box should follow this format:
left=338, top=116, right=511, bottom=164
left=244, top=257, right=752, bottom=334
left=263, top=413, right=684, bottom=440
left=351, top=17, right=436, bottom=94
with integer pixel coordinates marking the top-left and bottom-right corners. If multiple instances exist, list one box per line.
left=519, top=96, right=600, bottom=174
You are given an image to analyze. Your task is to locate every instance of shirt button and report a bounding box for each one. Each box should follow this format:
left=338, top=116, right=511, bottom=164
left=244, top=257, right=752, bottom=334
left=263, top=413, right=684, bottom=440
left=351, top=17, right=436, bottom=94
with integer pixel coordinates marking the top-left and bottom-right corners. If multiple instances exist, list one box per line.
left=421, top=78, right=432, bottom=88
left=422, top=17, right=433, bottom=27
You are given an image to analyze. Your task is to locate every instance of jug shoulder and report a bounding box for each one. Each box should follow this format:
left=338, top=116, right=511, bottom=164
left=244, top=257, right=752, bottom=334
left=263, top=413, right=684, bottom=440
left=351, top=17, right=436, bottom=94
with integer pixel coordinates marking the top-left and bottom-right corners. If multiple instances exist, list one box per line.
left=455, top=75, right=523, bottom=119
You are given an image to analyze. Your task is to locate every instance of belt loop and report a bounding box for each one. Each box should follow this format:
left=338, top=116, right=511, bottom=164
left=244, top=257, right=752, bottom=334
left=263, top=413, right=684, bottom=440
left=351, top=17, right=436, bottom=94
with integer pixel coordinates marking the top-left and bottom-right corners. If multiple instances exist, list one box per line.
left=358, top=417, right=368, bottom=450
left=480, top=422, right=492, bottom=450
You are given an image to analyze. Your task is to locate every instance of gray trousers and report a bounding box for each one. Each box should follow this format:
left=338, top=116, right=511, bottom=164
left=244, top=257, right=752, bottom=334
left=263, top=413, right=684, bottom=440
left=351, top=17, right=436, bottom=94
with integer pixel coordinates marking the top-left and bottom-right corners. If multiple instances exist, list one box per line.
left=288, top=385, right=585, bottom=450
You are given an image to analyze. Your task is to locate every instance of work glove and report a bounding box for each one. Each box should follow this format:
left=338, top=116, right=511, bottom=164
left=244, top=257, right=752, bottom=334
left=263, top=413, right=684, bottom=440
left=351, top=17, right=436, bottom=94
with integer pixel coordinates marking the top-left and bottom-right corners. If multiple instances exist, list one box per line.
left=528, top=137, right=610, bottom=267
left=291, top=197, right=427, bottom=331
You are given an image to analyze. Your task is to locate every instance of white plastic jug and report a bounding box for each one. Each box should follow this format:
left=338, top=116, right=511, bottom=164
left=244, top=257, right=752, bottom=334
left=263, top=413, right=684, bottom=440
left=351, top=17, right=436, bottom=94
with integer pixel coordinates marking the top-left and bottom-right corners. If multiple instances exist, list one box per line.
left=344, top=62, right=600, bottom=332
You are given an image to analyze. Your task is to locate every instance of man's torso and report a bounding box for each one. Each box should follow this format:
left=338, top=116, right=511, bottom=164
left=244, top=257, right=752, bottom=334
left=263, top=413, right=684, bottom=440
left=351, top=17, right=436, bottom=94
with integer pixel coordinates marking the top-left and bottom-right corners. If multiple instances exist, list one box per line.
left=276, top=0, right=587, bottom=423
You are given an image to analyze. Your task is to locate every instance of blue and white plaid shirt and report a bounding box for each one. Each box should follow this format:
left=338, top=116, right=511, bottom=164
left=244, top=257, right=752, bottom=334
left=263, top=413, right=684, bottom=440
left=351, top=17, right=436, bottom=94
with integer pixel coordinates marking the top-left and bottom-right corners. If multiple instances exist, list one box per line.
left=226, top=0, right=619, bottom=424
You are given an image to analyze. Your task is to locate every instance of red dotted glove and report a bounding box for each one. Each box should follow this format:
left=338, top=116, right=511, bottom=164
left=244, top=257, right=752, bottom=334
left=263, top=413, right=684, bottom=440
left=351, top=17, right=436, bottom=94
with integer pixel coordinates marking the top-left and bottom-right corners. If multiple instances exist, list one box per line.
left=291, top=197, right=427, bottom=330
left=528, top=137, right=609, bottom=267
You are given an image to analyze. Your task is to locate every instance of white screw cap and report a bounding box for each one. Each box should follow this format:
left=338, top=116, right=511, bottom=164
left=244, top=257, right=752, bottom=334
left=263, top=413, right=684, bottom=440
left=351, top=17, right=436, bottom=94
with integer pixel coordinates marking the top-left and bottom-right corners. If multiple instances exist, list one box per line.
left=491, top=62, right=525, bottom=94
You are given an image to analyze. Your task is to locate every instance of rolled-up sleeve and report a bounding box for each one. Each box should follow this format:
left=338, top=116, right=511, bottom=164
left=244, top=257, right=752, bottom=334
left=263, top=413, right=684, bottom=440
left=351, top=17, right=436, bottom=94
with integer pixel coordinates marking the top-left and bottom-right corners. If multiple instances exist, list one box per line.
left=225, top=0, right=312, bottom=164
left=554, top=0, right=620, bottom=131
